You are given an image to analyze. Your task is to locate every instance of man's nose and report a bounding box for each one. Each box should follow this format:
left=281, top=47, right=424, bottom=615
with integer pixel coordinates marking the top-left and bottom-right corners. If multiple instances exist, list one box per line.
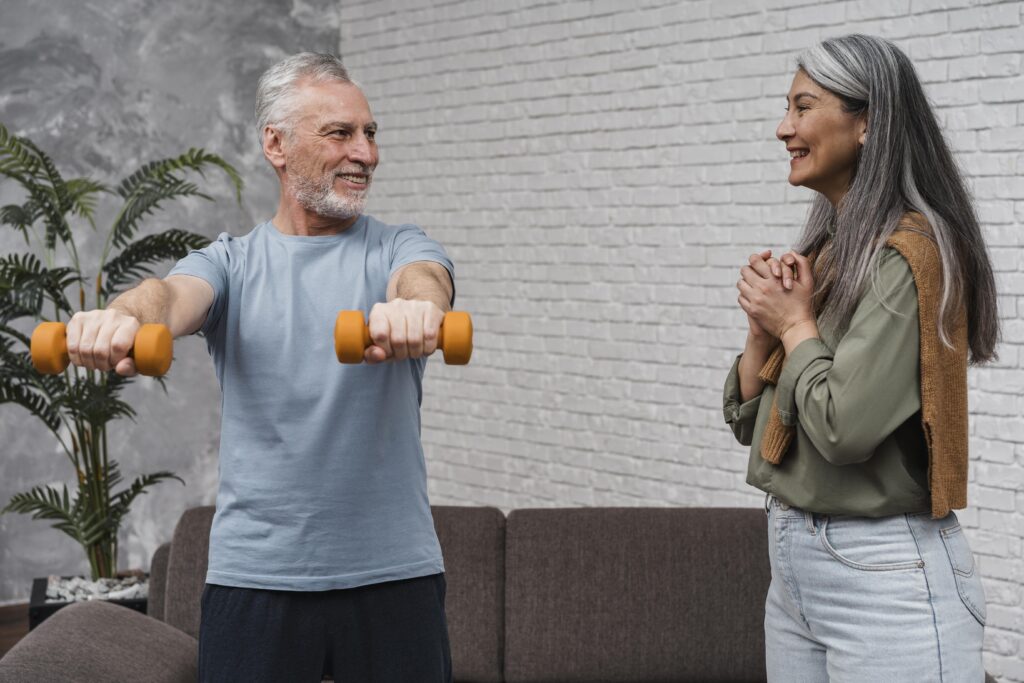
left=348, top=134, right=375, bottom=164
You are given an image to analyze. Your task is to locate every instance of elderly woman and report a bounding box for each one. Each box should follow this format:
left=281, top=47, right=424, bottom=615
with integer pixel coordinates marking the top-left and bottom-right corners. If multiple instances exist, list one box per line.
left=724, top=34, right=999, bottom=681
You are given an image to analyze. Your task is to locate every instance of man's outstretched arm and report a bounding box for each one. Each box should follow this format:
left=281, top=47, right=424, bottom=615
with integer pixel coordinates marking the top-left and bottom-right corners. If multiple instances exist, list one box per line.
left=66, top=275, right=214, bottom=375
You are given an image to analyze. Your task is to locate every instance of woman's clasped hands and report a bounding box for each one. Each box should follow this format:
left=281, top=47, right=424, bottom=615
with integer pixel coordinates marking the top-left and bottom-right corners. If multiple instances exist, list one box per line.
left=737, top=249, right=819, bottom=352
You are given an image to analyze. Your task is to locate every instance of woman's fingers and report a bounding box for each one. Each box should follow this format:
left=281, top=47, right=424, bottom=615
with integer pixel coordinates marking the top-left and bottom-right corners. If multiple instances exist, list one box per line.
left=778, top=259, right=794, bottom=289
left=747, top=252, right=773, bottom=279
left=740, top=265, right=763, bottom=286
left=781, top=251, right=814, bottom=289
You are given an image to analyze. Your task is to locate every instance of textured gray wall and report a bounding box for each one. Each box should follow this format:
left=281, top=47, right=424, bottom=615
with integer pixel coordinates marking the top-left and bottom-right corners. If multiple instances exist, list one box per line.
left=0, top=0, right=340, bottom=604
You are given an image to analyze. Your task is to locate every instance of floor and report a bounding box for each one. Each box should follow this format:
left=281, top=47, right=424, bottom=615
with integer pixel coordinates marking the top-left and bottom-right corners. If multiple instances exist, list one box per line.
left=0, top=603, right=28, bottom=658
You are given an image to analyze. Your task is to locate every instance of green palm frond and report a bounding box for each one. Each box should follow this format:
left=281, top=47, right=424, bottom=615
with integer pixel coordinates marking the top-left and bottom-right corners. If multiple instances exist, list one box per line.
left=0, top=323, right=30, bottom=348
left=65, top=177, right=110, bottom=221
left=102, top=228, right=209, bottom=296
left=110, top=470, right=184, bottom=525
left=0, top=382, right=61, bottom=431
left=23, top=182, right=72, bottom=251
left=0, top=338, right=65, bottom=397
left=2, top=485, right=115, bottom=547
left=17, top=140, right=77, bottom=249
left=0, top=253, right=79, bottom=318
left=0, top=295, right=41, bottom=325
left=2, top=484, right=75, bottom=530
left=0, top=342, right=36, bottom=379
left=0, top=201, right=41, bottom=243
left=0, top=122, right=41, bottom=181
left=110, top=148, right=243, bottom=248
left=54, top=378, right=136, bottom=425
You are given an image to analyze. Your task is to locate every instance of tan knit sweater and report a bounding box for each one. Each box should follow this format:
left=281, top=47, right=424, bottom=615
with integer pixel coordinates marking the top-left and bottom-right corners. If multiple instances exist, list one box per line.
left=758, top=213, right=969, bottom=518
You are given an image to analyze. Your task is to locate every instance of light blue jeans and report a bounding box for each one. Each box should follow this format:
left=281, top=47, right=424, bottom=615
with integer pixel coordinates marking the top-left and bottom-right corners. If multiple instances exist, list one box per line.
left=764, top=495, right=986, bottom=682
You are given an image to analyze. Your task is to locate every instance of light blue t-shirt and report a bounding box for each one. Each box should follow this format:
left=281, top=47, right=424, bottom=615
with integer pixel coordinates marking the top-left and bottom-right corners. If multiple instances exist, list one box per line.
left=168, top=215, right=453, bottom=591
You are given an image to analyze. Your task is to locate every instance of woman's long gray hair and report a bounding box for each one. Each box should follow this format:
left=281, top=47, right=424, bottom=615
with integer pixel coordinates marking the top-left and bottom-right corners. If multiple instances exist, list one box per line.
left=795, top=34, right=999, bottom=363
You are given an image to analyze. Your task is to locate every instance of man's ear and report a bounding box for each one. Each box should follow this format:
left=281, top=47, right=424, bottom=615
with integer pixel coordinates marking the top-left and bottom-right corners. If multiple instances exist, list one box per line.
left=262, top=126, right=287, bottom=170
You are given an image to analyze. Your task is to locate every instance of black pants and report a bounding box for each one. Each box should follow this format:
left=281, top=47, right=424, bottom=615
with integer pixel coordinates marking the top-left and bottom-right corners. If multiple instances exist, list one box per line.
left=198, top=573, right=452, bottom=682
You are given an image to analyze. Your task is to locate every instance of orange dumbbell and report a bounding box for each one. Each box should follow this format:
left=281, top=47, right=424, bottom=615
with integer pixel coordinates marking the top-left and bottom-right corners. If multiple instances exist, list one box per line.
left=334, top=310, right=473, bottom=365
left=30, top=322, right=173, bottom=376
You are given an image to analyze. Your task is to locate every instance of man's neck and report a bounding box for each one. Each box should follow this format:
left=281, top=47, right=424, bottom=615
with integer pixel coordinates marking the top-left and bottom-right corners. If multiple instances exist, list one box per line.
left=271, top=197, right=360, bottom=237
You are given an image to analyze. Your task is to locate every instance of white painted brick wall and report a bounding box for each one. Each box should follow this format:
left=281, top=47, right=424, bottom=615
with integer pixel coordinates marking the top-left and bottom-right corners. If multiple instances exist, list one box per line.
left=340, top=0, right=1024, bottom=676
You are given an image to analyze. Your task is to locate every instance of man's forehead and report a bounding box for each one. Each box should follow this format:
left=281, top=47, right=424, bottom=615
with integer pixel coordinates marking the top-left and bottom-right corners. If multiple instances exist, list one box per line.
left=293, top=79, right=374, bottom=123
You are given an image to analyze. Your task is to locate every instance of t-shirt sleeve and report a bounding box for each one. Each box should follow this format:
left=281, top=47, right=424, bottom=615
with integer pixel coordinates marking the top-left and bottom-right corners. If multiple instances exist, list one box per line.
left=167, top=233, right=231, bottom=337
left=388, top=224, right=455, bottom=305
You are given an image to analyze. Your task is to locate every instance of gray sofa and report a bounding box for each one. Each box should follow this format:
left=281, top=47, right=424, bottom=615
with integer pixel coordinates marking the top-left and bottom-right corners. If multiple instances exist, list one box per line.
left=0, top=504, right=994, bottom=682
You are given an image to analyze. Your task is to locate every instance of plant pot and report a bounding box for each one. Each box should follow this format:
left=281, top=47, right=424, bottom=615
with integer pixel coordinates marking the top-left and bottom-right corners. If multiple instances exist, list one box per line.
left=28, top=575, right=148, bottom=630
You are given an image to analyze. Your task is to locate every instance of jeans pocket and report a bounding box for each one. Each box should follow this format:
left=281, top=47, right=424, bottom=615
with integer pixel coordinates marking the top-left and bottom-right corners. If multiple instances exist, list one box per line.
left=940, top=525, right=987, bottom=626
left=819, top=516, right=925, bottom=571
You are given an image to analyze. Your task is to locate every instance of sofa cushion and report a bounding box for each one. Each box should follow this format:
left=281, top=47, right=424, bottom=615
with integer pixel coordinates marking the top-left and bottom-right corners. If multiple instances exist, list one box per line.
left=0, top=600, right=197, bottom=683
left=504, top=507, right=770, bottom=683
left=433, top=505, right=506, bottom=683
left=163, top=505, right=215, bottom=638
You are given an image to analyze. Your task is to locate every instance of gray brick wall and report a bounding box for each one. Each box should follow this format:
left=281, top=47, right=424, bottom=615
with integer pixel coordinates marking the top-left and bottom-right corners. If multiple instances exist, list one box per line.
left=341, top=0, right=1024, bottom=677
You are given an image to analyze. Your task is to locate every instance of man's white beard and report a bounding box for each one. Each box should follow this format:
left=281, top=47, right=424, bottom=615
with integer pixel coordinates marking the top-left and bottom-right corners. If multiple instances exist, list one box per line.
left=290, top=169, right=369, bottom=220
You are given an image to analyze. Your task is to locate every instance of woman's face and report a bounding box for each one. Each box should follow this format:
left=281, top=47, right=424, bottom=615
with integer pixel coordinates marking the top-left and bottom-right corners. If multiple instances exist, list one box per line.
left=776, top=69, right=866, bottom=206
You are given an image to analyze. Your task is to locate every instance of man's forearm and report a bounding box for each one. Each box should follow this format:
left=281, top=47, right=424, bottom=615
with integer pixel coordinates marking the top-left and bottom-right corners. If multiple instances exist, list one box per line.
left=388, top=262, right=453, bottom=312
left=107, top=278, right=172, bottom=326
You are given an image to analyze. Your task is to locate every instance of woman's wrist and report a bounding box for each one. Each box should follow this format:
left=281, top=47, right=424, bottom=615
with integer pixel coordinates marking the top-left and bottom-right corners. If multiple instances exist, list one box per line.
left=745, top=330, right=779, bottom=355
left=780, top=319, right=819, bottom=355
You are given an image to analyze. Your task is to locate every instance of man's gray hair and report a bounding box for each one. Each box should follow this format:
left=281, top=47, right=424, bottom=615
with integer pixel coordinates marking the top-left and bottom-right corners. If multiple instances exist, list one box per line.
left=255, top=52, right=353, bottom=143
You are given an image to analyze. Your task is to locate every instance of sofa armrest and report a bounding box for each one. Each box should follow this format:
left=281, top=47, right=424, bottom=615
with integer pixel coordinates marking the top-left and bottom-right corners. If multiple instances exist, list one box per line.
left=0, top=600, right=197, bottom=683
left=148, top=542, right=172, bottom=622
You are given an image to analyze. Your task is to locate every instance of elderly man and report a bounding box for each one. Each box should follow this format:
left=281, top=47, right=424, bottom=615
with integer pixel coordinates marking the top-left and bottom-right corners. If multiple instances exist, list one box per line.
left=66, top=53, right=454, bottom=682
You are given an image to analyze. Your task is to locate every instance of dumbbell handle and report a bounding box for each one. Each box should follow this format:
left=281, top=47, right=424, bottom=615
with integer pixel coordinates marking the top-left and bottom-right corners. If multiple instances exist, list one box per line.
left=30, top=322, right=173, bottom=376
left=334, top=310, right=473, bottom=365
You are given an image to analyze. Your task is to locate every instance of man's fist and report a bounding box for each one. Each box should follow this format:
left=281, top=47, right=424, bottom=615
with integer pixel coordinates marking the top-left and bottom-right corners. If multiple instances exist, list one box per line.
left=365, top=299, right=446, bottom=364
left=66, top=308, right=141, bottom=376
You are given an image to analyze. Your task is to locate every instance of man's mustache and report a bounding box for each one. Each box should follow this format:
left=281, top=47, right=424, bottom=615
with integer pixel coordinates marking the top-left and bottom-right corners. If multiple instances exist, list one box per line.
left=334, top=164, right=373, bottom=177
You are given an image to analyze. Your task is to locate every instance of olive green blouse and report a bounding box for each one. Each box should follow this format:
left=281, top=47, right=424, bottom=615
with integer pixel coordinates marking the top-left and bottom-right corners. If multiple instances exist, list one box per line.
left=723, top=247, right=931, bottom=517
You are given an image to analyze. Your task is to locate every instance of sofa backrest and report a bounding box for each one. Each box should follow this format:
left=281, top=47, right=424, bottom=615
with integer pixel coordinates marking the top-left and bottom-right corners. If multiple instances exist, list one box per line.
left=503, top=507, right=770, bottom=683
left=147, top=542, right=171, bottom=622
left=432, top=506, right=506, bottom=683
left=163, top=505, right=215, bottom=638
left=152, top=505, right=770, bottom=682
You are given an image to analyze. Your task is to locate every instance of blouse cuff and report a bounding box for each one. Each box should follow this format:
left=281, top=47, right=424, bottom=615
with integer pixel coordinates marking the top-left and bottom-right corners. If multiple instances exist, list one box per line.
left=775, top=338, right=833, bottom=426
left=723, top=354, right=763, bottom=425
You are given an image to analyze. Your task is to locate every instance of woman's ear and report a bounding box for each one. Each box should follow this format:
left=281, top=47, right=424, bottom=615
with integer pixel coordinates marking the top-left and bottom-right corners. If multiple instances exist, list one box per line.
left=858, top=115, right=868, bottom=146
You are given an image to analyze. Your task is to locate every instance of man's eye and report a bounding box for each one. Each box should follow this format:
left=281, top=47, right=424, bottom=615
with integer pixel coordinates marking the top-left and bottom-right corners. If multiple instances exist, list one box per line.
left=332, top=130, right=350, bottom=138
left=366, top=131, right=376, bottom=141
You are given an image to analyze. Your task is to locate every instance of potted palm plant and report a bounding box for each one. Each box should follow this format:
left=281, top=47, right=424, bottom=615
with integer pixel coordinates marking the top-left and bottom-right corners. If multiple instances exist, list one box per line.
left=0, top=122, right=241, bottom=622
